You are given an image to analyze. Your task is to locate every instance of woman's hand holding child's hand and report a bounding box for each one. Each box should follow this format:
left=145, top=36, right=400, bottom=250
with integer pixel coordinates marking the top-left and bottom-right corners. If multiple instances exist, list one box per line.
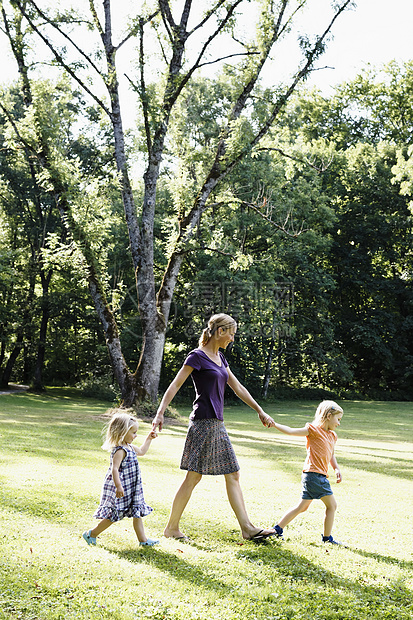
left=148, top=430, right=158, bottom=440
left=152, top=412, right=164, bottom=432
left=259, top=412, right=275, bottom=427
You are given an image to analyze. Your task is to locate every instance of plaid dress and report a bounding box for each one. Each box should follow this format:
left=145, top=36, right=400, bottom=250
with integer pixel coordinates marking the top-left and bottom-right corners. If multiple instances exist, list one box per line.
left=94, top=445, right=153, bottom=522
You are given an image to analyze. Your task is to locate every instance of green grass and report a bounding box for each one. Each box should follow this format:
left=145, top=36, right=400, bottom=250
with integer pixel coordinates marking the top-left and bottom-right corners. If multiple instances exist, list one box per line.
left=0, top=391, right=412, bottom=619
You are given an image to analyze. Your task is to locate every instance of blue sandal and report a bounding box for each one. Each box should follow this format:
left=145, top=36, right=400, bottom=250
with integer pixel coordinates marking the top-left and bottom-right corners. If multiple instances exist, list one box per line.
left=82, top=530, right=97, bottom=546
left=139, top=538, right=160, bottom=547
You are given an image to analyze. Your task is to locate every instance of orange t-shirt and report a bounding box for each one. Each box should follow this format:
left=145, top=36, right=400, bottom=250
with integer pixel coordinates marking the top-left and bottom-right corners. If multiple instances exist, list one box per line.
left=303, top=423, right=337, bottom=477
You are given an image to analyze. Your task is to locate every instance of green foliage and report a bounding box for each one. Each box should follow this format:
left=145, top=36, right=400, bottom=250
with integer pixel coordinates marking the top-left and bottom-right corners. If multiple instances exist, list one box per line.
left=2, top=36, right=413, bottom=401
left=76, top=372, right=120, bottom=402
left=0, top=77, right=122, bottom=387
left=328, top=141, right=413, bottom=396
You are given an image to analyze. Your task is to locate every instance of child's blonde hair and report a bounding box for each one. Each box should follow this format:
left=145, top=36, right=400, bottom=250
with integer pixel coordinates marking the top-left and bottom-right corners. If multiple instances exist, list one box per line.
left=313, top=400, right=343, bottom=426
left=198, top=313, right=237, bottom=347
left=102, top=412, right=139, bottom=451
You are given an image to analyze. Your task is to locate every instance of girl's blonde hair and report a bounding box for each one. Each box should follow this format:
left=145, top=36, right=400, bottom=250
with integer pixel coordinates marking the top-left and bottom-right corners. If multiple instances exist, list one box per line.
left=102, top=412, right=138, bottom=451
left=313, top=400, right=343, bottom=426
left=198, top=313, right=237, bottom=347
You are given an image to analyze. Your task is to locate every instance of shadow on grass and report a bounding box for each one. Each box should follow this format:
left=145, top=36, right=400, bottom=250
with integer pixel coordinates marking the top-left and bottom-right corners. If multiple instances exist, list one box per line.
left=337, top=455, right=413, bottom=481
left=107, top=538, right=413, bottom=619
left=0, top=487, right=84, bottom=522
left=236, top=541, right=413, bottom=614
left=114, top=546, right=232, bottom=594
left=351, top=547, right=413, bottom=571
left=228, top=431, right=413, bottom=482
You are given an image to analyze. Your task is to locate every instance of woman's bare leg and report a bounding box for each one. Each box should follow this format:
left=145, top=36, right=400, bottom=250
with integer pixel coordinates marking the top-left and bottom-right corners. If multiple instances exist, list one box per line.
left=164, top=471, right=202, bottom=538
left=225, top=471, right=274, bottom=539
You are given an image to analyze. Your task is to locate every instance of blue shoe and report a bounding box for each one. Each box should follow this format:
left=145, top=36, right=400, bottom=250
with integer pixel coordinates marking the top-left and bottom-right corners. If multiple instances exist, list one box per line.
left=273, top=524, right=284, bottom=540
left=139, top=538, right=159, bottom=547
left=83, top=530, right=97, bottom=546
left=322, top=534, right=347, bottom=547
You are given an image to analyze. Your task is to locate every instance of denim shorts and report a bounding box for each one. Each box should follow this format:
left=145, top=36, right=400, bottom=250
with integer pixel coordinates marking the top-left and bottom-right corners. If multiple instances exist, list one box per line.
left=301, top=472, right=333, bottom=500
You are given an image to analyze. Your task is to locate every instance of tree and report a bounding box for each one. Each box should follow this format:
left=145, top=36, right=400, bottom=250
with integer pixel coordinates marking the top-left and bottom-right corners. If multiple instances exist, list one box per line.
left=0, top=52, right=120, bottom=389
left=161, top=94, right=342, bottom=396
left=0, top=82, right=58, bottom=389
left=2, top=0, right=354, bottom=404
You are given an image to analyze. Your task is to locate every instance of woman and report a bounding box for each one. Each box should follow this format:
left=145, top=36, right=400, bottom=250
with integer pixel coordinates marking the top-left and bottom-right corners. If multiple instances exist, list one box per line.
left=152, top=313, right=275, bottom=542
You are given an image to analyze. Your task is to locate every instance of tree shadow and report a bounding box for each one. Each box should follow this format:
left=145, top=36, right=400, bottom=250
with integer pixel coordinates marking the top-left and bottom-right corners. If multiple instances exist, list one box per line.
left=112, top=545, right=233, bottom=595
left=228, top=430, right=413, bottom=482
left=337, top=454, right=413, bottom=481
left=350, top=546, right=413, bottom=571
left=236, top=541, right=413, bottom=612
left=108, top=538, right=413, bottom=618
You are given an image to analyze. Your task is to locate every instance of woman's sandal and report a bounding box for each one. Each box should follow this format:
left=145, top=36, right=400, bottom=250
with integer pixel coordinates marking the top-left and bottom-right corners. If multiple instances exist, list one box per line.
left=249, top=529, right=275, bottom=542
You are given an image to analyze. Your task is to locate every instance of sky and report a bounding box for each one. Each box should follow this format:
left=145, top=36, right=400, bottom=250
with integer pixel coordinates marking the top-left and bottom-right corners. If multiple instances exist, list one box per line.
left=1, top=0, right=412, bottom=96
left=300, top=0, right=413, bottom=93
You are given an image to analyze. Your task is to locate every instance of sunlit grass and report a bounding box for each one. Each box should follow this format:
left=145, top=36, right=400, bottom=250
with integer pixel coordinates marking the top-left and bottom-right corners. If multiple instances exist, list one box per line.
left=0, top=392, right=412, bottom=619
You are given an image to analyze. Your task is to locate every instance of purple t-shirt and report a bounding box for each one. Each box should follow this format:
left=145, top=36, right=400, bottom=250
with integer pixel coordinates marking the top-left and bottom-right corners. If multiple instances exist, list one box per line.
left=184, top=349, right=229, bottom=420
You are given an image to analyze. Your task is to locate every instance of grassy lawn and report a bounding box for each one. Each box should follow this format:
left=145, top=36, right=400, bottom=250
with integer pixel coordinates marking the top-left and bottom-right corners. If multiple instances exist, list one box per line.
left=0, top=390, right=412, bottom=619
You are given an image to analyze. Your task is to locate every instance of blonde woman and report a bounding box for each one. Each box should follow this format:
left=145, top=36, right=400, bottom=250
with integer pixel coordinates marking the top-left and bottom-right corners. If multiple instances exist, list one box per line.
left=152, top=313, right=275, bottom=542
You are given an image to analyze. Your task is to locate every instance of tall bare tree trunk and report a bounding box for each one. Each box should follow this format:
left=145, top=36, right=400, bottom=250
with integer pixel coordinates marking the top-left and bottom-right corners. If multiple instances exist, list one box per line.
left=32, top=269, right=52, bottom=391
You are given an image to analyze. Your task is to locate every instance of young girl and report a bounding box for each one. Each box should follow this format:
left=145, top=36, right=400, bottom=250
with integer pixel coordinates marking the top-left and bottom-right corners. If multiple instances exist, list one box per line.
left=271, top=400, right=346, bottom=546
left=83, top=413, right=159, bottom=547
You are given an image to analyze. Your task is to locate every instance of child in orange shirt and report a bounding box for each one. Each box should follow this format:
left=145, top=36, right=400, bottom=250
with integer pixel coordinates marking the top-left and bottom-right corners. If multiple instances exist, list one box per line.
left=271, top=400, right=346, bottom=545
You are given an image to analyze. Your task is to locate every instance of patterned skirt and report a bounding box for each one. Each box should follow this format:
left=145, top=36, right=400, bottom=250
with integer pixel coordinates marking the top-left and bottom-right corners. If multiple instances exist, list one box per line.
left=180, top=418, right=240, bottom=475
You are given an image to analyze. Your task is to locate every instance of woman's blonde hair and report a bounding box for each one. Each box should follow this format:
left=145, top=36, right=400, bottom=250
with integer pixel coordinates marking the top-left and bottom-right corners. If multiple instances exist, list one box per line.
left=313, top=400, right=343, bottom=426
left=101, top=412, right=139, bottom=451
left=198, top=313, right=237, bottom=347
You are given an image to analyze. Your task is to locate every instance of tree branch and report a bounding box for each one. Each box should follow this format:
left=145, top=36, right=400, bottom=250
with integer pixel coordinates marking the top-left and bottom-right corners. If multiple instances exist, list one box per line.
left=12, top=0, right=111, bottom=116
left=158, top=0, right=175, bottom=42
left=88, top=0, right=104, bottom=37
left=201, top=246, right=234, bottom=257
left=21, top=0, right=104, bottom=78
left=116, top=9, right=159, bottom=51
left=0, top=101, right=38, bottom=157
left=256, top=146, right=334, bottom=172
left=230, top=0, right=289, bottom=122
left=242, top=201, right=309, bottom=237
left=125, top=25, right=152, bottom=154
left=197, top=50, right=260, bottom=69
left=188, top=0, right=235, bottom=36
left=215, top=0, right=354, bottom=183
left=166, top=0, right=245, bottom=105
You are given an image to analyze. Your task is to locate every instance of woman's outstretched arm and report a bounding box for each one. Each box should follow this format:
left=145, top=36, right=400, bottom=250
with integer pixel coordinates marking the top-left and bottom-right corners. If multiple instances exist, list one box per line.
left=152, top=365, right=193, bottom=431
left=226, top=367, right=275, bottom=428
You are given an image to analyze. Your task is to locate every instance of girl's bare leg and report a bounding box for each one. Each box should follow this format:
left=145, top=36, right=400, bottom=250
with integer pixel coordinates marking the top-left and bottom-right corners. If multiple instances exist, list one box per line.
left=225, top=471, right=274, bottom=539
left=164, top=471, right=202, bottom=538
left=277, top=499, right=312, bottom=530
left=90, top=519, right=113, bottom=539
left=133, top=517, right=147, bottom=543
left=320, top=494, right=337, bottom=537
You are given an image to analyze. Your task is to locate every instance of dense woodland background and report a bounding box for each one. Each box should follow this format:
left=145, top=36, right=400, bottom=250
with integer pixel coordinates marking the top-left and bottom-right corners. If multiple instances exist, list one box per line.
left=0, top=1, right=412, bottom=403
